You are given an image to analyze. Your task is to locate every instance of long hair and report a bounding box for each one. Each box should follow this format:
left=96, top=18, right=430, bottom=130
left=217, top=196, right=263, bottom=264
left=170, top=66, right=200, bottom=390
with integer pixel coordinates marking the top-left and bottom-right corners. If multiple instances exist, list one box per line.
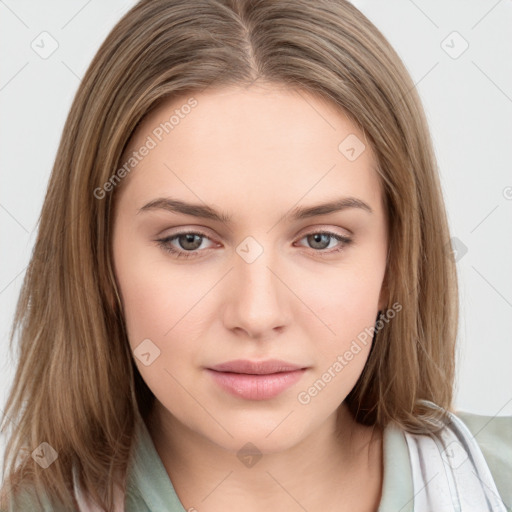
left=0, top=0, right=458, bottom=509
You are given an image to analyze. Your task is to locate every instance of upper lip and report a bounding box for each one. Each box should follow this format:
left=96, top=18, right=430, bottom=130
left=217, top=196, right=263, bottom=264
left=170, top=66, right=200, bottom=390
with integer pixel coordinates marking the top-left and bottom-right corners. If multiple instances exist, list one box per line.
left=208, top=359, right=306, bottom=375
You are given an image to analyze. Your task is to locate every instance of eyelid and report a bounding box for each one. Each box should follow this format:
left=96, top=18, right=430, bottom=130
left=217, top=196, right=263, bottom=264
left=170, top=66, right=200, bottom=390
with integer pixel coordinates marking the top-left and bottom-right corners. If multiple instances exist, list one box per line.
left=297, top=224, right=352, bottom=238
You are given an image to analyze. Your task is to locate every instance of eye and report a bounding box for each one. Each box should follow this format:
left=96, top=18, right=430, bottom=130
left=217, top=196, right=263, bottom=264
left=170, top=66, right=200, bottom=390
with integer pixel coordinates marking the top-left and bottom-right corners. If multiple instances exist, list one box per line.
left=156, top=231, right=215, bottom=259
left=295, top=231, right=352, bottom=256
left=156, top=229, right=353, bottom=260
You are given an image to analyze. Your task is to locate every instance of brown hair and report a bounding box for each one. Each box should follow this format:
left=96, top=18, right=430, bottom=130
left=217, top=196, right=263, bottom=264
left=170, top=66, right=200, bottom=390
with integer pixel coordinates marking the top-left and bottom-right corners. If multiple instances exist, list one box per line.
left=0, top=0, right=458, bottom=509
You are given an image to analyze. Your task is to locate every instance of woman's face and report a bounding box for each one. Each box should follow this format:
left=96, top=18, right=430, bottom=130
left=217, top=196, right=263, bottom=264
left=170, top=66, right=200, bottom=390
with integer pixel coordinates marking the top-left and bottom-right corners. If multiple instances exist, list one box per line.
left=112, top=84, right=388, bottom=453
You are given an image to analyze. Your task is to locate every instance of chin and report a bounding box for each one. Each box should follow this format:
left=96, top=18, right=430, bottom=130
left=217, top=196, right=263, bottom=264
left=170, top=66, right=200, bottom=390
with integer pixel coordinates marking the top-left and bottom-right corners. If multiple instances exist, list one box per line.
left=202, top=413, right=311, bottom=454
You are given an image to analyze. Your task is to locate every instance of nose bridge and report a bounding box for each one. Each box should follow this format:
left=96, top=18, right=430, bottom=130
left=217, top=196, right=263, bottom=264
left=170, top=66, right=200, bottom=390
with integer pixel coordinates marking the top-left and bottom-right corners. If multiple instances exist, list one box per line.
left=226, top=234, right=288, bottom=334
left=235, top=234, right=281, bottom=300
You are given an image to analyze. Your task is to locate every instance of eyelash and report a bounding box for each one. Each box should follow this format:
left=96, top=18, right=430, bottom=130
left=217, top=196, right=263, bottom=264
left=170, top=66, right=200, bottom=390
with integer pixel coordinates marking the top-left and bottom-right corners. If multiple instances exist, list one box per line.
left=155, top=230, right=352, bottom=259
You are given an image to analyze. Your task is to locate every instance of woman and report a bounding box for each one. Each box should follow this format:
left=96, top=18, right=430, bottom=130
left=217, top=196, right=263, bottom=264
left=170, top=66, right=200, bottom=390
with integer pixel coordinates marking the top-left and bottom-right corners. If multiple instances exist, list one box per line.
left=1, top=0, right=510, bottom=511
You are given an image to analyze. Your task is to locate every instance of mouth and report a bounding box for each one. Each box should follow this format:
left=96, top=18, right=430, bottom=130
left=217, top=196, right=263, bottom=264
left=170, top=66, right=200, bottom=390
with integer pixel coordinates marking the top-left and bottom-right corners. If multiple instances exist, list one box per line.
left=206, top=359, right=308, bottom=400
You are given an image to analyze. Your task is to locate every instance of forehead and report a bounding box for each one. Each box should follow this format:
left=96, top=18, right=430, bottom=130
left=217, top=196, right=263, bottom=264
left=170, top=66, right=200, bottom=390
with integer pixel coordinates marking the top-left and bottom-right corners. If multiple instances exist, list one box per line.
left=132, top=83, right=371, bottom=154
left=119, top=84, right=382, bottom=211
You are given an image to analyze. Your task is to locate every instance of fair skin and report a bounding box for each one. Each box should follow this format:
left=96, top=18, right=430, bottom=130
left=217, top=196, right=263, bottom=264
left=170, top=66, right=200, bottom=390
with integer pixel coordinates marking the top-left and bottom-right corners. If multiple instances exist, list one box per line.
left=112, top=83, right=388, bottom=512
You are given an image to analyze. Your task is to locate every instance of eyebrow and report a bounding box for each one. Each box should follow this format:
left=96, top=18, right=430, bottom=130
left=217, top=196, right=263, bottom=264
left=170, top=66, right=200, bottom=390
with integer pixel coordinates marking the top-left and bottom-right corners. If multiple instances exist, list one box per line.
left=137, top=196, right=373, bottom=223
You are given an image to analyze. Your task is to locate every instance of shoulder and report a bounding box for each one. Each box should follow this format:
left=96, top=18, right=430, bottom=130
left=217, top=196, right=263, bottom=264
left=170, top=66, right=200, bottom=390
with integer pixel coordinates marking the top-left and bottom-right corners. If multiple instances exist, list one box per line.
left=453, top=409, right=512, bottom=508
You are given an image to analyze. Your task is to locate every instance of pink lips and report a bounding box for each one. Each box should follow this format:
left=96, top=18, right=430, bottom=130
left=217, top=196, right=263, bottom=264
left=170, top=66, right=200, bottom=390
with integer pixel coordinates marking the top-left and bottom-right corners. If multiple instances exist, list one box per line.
left=206, top=359, right=308, bottom=400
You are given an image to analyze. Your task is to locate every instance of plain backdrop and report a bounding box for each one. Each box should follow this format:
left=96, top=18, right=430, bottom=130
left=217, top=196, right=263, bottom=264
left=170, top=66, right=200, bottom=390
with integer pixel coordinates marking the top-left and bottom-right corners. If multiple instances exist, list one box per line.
left=1, top=0, right=511, bottom=464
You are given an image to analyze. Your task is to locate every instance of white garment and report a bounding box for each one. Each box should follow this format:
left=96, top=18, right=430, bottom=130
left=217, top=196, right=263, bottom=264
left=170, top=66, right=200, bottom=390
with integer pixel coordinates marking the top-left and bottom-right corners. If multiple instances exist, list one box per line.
left=404, top=400, right=506, bottom=512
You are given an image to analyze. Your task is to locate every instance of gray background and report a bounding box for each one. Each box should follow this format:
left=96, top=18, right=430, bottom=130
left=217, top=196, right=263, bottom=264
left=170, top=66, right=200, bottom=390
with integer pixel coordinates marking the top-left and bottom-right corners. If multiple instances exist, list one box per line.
left=1, top=0, right=511, bottom=464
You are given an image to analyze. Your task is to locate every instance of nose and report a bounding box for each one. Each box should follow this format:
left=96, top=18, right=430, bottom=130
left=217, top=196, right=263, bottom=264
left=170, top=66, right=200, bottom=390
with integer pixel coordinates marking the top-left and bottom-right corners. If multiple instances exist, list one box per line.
left=222, top=243, right=290, bottom=340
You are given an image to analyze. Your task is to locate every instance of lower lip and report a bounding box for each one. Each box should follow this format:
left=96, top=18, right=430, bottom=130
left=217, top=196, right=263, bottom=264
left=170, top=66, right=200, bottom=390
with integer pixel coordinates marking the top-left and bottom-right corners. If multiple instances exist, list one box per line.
left=206, top=368, right=307, bottom=400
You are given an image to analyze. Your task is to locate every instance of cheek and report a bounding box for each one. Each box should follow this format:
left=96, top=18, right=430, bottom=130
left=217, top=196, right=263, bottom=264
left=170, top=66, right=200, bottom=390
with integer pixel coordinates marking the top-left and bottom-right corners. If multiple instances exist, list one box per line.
left=114, top=237, right=197, bottom=343
left=293, top=271, right=381, bottom=409
left=115, top=256, right=204, bottom=405
left=113, top=242, right=213, bottom=383
left=295, top=259, right=384, bottom=383
left=300, top=262, right=384, bottom=339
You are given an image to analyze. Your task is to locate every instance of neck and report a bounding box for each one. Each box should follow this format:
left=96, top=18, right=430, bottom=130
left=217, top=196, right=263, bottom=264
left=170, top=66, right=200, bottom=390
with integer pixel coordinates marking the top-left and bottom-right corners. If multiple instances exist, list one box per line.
left=146, top=402, right=383, bottom=512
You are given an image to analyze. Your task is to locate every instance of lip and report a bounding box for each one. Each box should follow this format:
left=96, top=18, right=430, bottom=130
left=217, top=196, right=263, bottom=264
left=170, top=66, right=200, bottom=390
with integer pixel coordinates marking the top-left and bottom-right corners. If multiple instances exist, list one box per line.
left=206, top=359, right=308, bottom=400
left=209, top=359, right=305, bottom=374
